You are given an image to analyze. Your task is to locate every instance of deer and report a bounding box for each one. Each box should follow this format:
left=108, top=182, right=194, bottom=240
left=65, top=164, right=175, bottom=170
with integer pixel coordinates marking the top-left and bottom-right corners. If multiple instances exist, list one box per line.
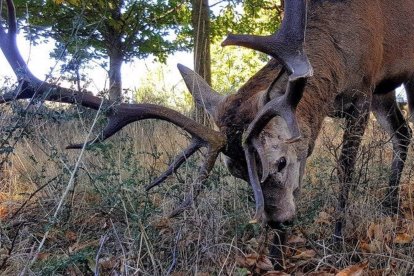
left=1, top=0, right=414, bottom=268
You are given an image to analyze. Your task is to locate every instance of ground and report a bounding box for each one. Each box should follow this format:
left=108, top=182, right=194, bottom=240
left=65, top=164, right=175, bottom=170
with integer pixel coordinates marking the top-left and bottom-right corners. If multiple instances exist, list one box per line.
left=0, top=106, right=413, bottom=275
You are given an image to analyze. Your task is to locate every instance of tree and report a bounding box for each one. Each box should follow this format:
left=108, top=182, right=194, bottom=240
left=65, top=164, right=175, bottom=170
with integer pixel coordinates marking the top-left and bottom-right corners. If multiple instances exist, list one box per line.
left=191, top=0, right=211, bottom=124
left=192, top=0, right=211, bottom=85
left=190, top=0, right=282, bottom=124
left=12, top=0, right=192, bottom=101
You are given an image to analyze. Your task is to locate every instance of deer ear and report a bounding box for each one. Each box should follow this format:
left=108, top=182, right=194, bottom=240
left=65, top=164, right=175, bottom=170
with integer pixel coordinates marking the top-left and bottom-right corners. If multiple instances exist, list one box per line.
left=177, top=64, right=223, bottom=118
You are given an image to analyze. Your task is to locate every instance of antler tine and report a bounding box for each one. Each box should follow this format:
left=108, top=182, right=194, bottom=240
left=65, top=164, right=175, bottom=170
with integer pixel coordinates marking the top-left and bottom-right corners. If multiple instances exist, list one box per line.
left=244, top=77, right=306, bottom=146
left=65, top=102, right=225, bottom=147
left=222, top=0, right=313, bottom=80
left=241, top=78, right=307, bottom=216
left=252, top=138, right=270, bottom=183
left=145, top=139, right=200, bottom=191
left=244, top=144, right=265, bottom=224
left=169, top=145, right=221, bottom=217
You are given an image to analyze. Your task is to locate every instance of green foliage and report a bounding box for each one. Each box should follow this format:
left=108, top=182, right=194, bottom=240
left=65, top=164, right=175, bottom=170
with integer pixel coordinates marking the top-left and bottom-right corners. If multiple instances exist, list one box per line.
left=211, top=41, right=270, bottom=93
left=12, top=0, right=192, bottom=66
left=134, top=64, right=190, bottom=110
left=209, top=0, right=281, bottom=93
left=211, top=0, right=282, bottom=43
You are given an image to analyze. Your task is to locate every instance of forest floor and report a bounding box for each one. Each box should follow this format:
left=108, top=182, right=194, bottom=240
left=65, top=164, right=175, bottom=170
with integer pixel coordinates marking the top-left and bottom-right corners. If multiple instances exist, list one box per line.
left=0, top=106, right=413, bottom=275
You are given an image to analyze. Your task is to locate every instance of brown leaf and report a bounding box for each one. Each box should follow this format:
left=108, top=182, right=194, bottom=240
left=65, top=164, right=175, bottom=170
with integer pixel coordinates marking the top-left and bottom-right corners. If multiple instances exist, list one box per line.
left=336, top=260, right=368, bottom=276
left=99, top=256, right=118, bottom=270
left=69, top=239, right=100, bottom=253
left=245, top=253, right=259, bottom=266
left=263, top=271, right=290, bottom=276
left=0, top=206, right=9, bottom=219
left=287, top=235, right=307, bottom=245
left=256, top=255, right=273, bottom=271
left=236, top=255, right=248, bottom=268
left=65, top=230, right=77, bottom=242
left=308, top=272, right=335, bottom=276
left=153, top=217, right=171, bottom=230
left=236, top=255, right=247, bottom=268
left=394, top=233, right=413, bottom=244
left=291, top=249, right=316, bottom=260
left=359, top=240, right=371, bottom=252
left=36, top=252, right=50, bottom=261
left=367, top=223, right=384, bottom=241
left=315, top=212, right=332, bottom=225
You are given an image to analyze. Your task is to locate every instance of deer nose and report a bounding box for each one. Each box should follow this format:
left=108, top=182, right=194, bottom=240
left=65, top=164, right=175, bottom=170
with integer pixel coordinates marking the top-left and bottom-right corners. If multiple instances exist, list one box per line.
left=268, top=220, right=294, bottom=230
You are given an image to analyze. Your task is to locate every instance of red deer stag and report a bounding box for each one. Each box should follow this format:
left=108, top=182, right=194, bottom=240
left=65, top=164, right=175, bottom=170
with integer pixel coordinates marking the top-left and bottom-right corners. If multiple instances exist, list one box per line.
left=1, top=0, right=413, bottom=267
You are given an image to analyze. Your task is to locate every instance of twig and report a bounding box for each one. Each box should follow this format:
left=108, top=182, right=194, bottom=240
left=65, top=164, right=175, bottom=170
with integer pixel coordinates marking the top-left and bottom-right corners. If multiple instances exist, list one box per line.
left=166, top=227, right=182, bottom=275
left=11, top=175, right=59, bottom=219
left=94, top=234, right=108, bottom=276
left=0, top=221, right=24, bottom=270
left=111, top=218, right=128, bottom=276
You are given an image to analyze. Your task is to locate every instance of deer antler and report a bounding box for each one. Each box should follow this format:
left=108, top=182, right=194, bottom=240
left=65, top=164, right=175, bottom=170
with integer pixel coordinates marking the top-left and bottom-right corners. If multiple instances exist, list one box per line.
left=221, top=0, right=313, bottom=221
left=222, top=0, right=312, bottom=139
left=222, top=0, right=313, bottom=80
left=0, top=0, right=226, bottom=217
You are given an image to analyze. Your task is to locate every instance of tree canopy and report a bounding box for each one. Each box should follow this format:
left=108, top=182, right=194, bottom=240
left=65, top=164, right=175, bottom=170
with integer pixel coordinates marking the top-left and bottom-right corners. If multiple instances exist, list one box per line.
left=12, top=0, right=192, bottom=100
left=7, top=0, right=282, bottom=100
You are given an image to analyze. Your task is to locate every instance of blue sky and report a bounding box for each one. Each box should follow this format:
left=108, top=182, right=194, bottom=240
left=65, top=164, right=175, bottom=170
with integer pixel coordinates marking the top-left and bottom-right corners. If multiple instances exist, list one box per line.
left=0, top=33, right=193, bottom=94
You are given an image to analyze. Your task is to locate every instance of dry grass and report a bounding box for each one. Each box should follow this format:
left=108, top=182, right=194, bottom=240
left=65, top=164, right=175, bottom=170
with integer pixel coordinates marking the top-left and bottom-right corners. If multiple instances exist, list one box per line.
left=0, top=105, right=413, bottom=275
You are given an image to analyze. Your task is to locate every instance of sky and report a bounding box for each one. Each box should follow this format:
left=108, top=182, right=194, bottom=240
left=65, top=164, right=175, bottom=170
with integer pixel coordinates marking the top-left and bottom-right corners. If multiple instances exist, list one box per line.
left=0, top=34, right=194, bottom=95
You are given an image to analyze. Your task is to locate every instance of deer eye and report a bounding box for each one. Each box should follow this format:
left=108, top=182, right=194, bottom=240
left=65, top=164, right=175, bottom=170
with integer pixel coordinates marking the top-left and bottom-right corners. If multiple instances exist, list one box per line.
left=277, top=157, right=287, bottom=172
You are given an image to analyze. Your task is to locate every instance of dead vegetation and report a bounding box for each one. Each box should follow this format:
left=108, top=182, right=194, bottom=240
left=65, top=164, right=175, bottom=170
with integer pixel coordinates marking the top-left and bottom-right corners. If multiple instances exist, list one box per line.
left=0, top=104, right=413, bottom=275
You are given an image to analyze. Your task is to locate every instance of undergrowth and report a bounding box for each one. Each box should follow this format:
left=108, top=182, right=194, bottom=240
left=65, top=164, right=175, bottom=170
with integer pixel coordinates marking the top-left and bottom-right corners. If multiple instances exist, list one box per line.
left=0, top=105, right=413, bottom=275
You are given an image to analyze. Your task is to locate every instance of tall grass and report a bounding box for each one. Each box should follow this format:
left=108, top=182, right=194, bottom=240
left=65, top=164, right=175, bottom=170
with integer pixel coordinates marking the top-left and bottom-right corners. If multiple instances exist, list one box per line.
left=0, top=104, right=413, bottom=275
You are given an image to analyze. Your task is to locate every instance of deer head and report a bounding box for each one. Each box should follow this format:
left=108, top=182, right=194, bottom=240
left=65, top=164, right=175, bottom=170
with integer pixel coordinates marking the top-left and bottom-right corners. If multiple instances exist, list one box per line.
left=179, top=59, right=310, bottom=227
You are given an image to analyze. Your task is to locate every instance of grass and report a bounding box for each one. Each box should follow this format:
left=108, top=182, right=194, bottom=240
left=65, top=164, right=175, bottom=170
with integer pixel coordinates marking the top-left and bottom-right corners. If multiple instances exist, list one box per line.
left=0, top=104, right=413, bottom=275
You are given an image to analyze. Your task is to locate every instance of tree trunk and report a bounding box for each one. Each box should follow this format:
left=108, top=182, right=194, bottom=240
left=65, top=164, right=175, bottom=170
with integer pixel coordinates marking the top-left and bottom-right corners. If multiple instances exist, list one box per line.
left=108, top=48, right=123, bottom=102
left=192, top=0, right=211, bottom=125
left=107, top=2, right=124, bottom=102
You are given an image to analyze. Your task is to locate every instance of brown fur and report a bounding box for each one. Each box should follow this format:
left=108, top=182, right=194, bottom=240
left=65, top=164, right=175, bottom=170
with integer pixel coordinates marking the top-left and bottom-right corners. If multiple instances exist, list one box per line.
left=212, top=0, right=414, bottom=225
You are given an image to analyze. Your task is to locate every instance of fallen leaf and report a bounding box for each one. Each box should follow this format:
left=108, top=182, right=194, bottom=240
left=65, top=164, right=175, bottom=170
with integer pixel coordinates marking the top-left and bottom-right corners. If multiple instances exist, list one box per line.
left=315, top=212, right=332, bottom=225
left=69, top=239, right=100, bottom=253
left=245, top=253, right=259, bottom=266
left=236, top=255, right=248, bottom=268
left=359, top=240, right=371, bottom=252
left=36, top=252, right=50, bottom=261
left=394, top=233, right=413, bottom=244
left=291, top=249, right=316, bottom=260
left=99, top=256, right=118, bottom=270
left=263, top=271, right=290, bottom=276
left=247, top=238, right=259, bottom=248
left=307, top=272, right=335, bottom=276
left=0, top=193, right=7, bottom=201
left=153, top=217, right=171, bottom=230
left=336, top=260, right=368, bottom=276
left=287, top=235, right=307, bottom=245
left=0, top=206, right=8, bottom=219
left=367, top=223, right=384, bottom=241
left=65, top=230, right=77, bottom=242
left=256, top=255, right=273, bottom=271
